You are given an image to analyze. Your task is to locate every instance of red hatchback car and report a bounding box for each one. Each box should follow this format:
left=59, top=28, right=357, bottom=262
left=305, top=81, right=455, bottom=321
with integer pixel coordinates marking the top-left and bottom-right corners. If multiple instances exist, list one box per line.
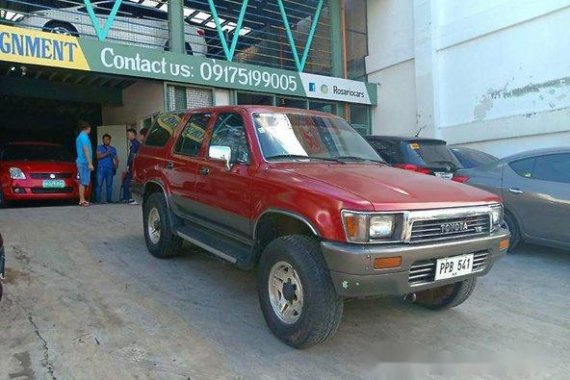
left=0, top=142, right=85, bottom=207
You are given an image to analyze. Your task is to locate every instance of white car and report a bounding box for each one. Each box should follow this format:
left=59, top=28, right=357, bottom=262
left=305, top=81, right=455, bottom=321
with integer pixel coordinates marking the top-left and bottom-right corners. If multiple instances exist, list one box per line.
left=19, top=0, right=206, bottom=56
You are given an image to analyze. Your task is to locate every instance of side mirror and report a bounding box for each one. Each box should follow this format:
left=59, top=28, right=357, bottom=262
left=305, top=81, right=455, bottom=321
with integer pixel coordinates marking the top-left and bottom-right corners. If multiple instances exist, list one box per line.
left=209, top=145, right=232, bottom=171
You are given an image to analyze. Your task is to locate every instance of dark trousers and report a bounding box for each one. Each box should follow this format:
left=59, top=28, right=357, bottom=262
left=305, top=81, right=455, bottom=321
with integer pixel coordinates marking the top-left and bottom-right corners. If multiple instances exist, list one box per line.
left=96, top=167, right=114, bottom=203
left=121, top=170, right=133, bottom=201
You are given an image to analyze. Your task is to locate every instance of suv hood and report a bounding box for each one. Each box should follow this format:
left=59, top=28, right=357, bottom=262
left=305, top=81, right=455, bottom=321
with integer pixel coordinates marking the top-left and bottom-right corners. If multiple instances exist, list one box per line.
left=275, top=163, right=501, bottom=211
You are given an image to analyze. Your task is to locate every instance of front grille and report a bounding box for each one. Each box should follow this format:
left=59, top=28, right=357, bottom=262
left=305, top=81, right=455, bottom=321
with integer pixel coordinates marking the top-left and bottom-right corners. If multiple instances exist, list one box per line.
left=410, top=214, right=491, bottom=242
left=31, top=187, right=73, bottom=194
left=30, top=173, right=73, bottom=179
left=408, top=250, right=489, bottom=286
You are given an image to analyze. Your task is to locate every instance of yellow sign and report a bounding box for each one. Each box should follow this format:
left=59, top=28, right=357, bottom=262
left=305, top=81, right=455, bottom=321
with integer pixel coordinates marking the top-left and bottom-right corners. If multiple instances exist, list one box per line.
left=0, top=25, right=90, bottom=70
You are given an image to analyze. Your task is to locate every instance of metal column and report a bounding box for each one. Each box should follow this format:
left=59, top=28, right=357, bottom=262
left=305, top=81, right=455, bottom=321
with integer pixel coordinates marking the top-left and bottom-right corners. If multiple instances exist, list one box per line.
left=168, top=0, right=185, bottom=54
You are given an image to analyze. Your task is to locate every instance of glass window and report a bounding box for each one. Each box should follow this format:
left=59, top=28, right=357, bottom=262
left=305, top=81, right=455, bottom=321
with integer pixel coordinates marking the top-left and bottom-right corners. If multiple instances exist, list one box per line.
left=350, top=104, right=370, bottom=135
left=367, top=140, right=402, bottom=164
left=253, top=112, right=382, bottom=162
left=532, top=154, right=570, bottom=183
left=344, top=0, right=368, bottom=80
left=509, top=158, right=536, bottom=179
left=277, top=97, right=307, bottom=109
left=237, top=92, right=274, bottom=106
left=174, top=113, right=211, bottom=156
left=145, top=113, right=183, bottom=147
left=210, top=113, right=250, bottom=164
left=309, top=101, right=337, bottom=114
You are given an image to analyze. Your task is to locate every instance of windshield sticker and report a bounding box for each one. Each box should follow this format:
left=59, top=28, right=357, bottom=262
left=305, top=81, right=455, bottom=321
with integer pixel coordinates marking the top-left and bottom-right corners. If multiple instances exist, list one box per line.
left=257, top=127, right=266, bottom=134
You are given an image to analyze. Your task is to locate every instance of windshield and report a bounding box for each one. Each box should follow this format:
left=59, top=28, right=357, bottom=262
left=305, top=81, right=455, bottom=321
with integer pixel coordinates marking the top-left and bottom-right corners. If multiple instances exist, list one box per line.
left=407, top=141, right=462, bottom=169
left=2, top=145, right=74, bottom=162
left=253, top=113, right=383, bottom=162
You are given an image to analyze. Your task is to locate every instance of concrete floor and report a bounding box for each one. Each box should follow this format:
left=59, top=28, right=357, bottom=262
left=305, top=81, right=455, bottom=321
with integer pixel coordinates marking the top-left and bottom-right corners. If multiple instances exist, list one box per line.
left=0, top=205, right=569, bottom=380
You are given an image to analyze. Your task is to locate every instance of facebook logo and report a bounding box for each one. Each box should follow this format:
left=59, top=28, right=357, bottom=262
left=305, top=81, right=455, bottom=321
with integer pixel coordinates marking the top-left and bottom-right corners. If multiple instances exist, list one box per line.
left=308, top=82, right=316, bottom=92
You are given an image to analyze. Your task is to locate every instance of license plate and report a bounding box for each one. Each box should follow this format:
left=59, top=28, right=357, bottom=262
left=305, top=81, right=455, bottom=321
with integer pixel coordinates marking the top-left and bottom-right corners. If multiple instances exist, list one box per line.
left=434, top=172, right=453, bottom=180
left=42, top=180, right=65, bottom=188
left=435, top=253, right=474, bottom=281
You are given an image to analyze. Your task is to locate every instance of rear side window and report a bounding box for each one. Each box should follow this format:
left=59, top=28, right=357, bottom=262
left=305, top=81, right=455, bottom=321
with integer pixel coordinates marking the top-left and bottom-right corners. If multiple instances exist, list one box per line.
left=368, top=140, right=402, bottom=164
left=509, top=158, right=535, bottom=178
left=174, top=113, right=211, bottom=156
left=532, top=154, right=570, bottom=183
left=145, top=113, right=182, bottom=147
left=407, top=141, right=462, bottom=169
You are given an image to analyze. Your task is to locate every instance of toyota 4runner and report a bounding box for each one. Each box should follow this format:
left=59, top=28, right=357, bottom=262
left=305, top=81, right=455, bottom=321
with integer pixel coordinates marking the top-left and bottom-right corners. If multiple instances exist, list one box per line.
left=132, top=106, right=510, bottom=348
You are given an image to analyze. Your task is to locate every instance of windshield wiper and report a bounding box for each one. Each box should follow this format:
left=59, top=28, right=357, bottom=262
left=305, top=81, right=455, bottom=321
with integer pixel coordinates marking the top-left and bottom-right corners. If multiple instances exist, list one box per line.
left=266, top=154, right=341, bottom=163
left=334, top=156, right=384, bottom=163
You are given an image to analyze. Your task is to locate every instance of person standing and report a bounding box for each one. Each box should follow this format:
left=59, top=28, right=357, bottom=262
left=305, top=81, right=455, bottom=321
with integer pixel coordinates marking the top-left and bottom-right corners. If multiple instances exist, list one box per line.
left=95, top=134, right=119, bottom=204
left=121, top=128, right=140, bottom=205
left=76, top=121, right=93, bottom=207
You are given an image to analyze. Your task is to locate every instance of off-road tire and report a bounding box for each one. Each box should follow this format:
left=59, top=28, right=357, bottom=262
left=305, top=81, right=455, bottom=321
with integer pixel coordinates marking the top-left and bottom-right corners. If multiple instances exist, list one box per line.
left=503, top=211, right=520, bottom=252
left=143, top=192, right=183, bottom=259
left=414, top=278, right=477, bottom=310
left=257, top=235, right=343, bottom=349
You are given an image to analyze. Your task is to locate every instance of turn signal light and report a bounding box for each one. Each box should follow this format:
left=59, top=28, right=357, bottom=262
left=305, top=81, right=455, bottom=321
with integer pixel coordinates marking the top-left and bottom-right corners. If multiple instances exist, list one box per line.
left=499, top=238, right=509, bottom=251
left=374, top=256, right=402, bottom=269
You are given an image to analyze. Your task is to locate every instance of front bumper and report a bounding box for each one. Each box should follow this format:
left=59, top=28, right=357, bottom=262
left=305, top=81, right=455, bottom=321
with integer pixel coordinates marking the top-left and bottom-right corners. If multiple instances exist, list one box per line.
left=322, top=228, right=510, bottom=297
left=3, top=178, right=80, bottom=201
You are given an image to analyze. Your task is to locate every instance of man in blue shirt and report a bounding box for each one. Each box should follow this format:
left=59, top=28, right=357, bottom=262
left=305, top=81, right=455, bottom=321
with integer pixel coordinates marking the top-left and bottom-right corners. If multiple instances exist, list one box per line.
left=121, top=128, right=140, bottom=205
left=76, top=121, right=94, bottom=207
left=96, top=134, right=119, bottom=203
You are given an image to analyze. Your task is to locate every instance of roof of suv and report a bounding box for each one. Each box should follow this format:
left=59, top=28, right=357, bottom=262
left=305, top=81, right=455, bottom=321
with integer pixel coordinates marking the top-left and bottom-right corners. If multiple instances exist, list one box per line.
left=172, top=105, right=344, bottom=119
left=365, top=135, right=447, bottom=144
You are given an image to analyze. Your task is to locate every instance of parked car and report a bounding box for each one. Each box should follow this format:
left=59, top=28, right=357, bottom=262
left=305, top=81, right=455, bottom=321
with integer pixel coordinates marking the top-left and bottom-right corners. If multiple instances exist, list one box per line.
left=0, top=232, right=4, bottom=302
left=451, top=147, right=498, bottom=169
left=0, top=142, right=84, bottom=207
left=453, top=148, right=570, bottom=251
left=365, top=136, right=462, bottom=179
left=133, top=106, right=509, bottom=348
left=19, top=0, right=206, bottom=55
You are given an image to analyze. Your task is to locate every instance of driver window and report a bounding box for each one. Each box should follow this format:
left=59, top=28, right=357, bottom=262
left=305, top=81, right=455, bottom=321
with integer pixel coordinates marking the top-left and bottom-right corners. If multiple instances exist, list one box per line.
left=210, top=113, right=250, bottom=164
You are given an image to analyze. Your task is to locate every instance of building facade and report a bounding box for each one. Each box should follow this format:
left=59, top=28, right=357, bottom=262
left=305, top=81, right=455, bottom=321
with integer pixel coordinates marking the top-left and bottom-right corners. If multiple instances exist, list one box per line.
left=367, top=0, right=570, bottom=157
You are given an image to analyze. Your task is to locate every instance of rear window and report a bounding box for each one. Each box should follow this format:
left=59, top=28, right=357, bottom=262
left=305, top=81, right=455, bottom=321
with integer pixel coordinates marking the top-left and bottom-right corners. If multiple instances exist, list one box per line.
left=145, top=113, right=183, bottom=148
left=406, top=141, right=462, bottom=169
left=1, top=145, right=74, bottom=162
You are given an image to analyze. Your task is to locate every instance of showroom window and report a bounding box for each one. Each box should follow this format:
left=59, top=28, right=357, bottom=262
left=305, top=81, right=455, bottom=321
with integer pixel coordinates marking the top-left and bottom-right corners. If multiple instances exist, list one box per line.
left=349, top=104, right=370, bottom=135
left=343, top=0, right=368, bottom=80
left=237, top=92, right=274, bottom=106
left=167, top=85, right=213, bottom=111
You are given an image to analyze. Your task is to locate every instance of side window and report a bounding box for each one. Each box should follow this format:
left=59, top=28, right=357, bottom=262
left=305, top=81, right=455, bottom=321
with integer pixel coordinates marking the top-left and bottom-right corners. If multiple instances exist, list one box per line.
left=210, top=113, right=250, bottom=164
left=145, top=113, right=182, bottom=147
left=509, top=157, right=535, bottom=178
left=532, top=154, right=570, bottom=184
left=174, top=113, right=210, bottom=156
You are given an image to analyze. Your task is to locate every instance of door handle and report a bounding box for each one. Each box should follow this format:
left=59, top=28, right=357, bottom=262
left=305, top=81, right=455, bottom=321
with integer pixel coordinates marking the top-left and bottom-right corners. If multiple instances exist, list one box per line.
left=199, top=167, right=210, bottom=176
left=509, top=188, right=523, bottom=194
left=165, top=161, right=174, bottom=170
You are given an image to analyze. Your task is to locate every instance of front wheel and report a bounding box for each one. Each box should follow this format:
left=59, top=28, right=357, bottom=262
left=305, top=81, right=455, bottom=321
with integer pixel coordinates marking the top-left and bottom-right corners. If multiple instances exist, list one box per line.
left=257, top=235, right=343, bottom=349
left=502, top=212, right=520, bottom=252
left=414, top=278, right=477, bottom=310
left=143, top=193, right=183, bottom=259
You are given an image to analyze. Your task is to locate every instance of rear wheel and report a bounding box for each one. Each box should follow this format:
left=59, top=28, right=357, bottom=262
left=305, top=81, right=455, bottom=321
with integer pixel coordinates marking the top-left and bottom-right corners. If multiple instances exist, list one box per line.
left=143, top=193, right=183, bottom=259
left=502, top=212, right=520, bottom=252
left=414, top=278, right=477, bottom=310
left=257, top=235, right=343, bottom=349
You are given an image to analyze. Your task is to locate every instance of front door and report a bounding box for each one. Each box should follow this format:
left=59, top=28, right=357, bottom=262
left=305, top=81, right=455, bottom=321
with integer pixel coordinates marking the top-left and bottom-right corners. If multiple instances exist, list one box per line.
left=194, top=112, right=254, bottom=238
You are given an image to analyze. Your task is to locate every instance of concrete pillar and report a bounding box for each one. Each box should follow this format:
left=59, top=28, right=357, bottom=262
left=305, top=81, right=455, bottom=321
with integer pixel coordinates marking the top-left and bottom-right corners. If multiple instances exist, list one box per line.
left=413, top=0, right=439, bottom=138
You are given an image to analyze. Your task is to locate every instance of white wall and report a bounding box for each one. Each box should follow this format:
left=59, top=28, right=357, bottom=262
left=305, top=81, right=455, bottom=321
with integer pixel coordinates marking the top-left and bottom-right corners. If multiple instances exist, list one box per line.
left=102, top=80, right=164, bottom=127
left=367, top=0, right=570, bottom=157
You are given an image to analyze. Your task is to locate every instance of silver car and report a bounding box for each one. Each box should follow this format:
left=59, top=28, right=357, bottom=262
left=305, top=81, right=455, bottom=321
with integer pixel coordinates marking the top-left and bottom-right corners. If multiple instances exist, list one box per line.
left=18, top=1, right=206, bottom=55
left=453, top=147, right=570, bottom=251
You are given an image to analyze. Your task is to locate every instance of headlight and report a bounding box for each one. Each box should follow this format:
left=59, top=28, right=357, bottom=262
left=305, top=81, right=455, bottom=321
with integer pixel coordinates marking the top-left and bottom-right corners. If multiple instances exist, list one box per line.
left=491, top=205, right=503, bottom=226
left=370, top=215, right=395, bottom=238
left=9, top=167, right=26, bottom=180
left=342, top=211, right=397, bottom=243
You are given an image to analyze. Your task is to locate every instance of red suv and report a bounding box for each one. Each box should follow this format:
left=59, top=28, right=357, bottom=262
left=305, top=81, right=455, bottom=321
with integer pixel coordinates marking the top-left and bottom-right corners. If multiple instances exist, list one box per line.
left=0, top=142, right=83, bottom=207
left=133, top=106, right=510, bottom=348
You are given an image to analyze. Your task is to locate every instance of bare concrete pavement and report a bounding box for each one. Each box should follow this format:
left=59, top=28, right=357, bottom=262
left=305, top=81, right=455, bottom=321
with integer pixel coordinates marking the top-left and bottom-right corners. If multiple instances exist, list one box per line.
left=0, top=205, right=569, bottom=379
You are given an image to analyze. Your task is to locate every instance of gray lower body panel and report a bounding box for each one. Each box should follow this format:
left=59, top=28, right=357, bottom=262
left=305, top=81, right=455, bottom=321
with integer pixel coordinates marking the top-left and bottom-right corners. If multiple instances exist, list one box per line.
left=321, top=229, right=510, bottom=297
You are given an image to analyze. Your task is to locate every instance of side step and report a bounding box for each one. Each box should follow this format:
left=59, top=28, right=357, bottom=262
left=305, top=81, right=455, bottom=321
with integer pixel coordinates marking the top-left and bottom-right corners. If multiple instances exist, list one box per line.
left=175, top=223, right=254, bottom=268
